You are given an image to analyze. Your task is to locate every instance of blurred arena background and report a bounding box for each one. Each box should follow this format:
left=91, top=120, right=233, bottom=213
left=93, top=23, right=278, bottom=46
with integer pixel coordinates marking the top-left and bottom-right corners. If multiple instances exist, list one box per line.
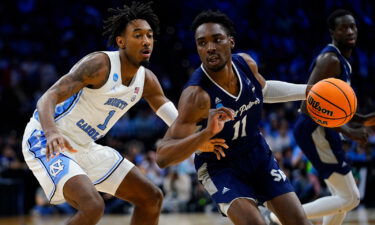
left=0, top=0, right=375, bottom=224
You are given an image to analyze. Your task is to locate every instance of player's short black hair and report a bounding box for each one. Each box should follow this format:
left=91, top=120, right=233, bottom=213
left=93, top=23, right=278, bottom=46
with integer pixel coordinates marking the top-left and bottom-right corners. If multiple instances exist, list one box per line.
left=327, top=9, right=354, bottom=30
left=191, top=10, right=236, bottom=37
left=103, top=1, right=160, bottom=48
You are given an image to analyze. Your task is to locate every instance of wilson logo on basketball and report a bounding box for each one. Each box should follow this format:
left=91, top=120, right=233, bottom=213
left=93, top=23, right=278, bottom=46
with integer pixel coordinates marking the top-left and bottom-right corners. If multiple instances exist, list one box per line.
left=307, top=96, right=333, bottom=116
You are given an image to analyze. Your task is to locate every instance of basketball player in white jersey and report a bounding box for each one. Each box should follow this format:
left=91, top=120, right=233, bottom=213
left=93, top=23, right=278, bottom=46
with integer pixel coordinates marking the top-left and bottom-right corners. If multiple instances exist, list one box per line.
left=22, top=2, right=179, bottom=225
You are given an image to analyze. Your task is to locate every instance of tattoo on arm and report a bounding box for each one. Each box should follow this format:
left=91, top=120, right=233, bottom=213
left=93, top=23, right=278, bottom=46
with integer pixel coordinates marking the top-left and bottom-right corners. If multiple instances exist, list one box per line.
left=49, top=53, right=108, bottom=102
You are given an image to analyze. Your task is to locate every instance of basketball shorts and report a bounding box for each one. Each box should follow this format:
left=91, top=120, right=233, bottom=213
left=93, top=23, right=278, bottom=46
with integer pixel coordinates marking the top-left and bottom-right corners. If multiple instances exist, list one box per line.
left=195, top=138, right=294, bottom=216
left=22, top=118, right=134, bottom=204
left=294, top=113, right=351, bottom=179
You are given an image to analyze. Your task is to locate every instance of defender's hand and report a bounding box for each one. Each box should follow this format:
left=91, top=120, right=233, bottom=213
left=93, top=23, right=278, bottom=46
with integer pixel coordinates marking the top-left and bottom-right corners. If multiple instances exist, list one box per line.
left=199, top=138, right=229, bottom=160
left=45, top=131, right=77, bottom=161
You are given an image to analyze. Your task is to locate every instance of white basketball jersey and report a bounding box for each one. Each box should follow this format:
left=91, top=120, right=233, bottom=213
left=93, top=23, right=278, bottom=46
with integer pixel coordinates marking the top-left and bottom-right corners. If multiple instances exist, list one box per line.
left=33, top=51, right=145, bottom=145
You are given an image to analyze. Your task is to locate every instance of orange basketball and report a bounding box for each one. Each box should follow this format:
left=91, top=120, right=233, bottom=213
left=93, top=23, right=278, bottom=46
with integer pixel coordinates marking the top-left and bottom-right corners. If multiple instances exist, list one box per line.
left=306, top=78, right=357, bottom=127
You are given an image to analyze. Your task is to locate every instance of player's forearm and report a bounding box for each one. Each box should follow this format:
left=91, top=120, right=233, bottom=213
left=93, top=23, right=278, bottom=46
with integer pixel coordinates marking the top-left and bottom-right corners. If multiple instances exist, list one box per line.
left=349, top=113, right=365, bottom=124
left=156, top=130, right=213, bottom=168
left=262, top=80, right=308, bottom=103
left=333, top=124, right=352, bottom=136
left=36, top=91, right=59, bottom=136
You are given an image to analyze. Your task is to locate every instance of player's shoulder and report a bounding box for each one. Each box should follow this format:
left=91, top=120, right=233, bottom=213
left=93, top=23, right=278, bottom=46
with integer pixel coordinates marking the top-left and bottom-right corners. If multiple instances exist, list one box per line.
left=236, top=53, right=257, bottom=67
left=236, top=53, right=259, bottom=75
left=316, top=52, right=340, bottom=67
left=144, top=68, right=159, bottom=83
left=72, top=51, right=110, bottom=73
left=69, top=51, right=110, bottom=81
left=142, top=68, right=164, bottom=97
left=179, top=86, right=210, bottom=110
left=84, top=51, right=109, bottom=64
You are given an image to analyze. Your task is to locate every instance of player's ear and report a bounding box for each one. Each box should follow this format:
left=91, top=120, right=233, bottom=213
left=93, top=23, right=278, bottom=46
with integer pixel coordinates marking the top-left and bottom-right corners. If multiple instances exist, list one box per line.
left=329, top=29, right=334, bottom=37
left=229, top=36, right=235, bottom=49
left=116, top=36, right=126, bottom=49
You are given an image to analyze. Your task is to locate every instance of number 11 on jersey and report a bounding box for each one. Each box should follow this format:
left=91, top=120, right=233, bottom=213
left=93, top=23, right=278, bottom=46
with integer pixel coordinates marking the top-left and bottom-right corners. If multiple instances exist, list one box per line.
left=232, top=115, right=247, bottom=140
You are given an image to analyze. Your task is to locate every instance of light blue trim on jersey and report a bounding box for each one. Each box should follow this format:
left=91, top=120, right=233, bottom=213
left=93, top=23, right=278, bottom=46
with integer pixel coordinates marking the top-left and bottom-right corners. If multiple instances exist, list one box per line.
left=55, top=90, right=83, bottom=121
left=93, top=150, right=124, bottom=185
left=33, top=90, right=83, bottom=122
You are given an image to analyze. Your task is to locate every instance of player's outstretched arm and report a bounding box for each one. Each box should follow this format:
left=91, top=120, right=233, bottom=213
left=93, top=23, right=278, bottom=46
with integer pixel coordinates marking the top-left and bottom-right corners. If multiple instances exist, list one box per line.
left=351, top=112, right=375, bottom=127
left=37, top=52, right=109, bottom=160
left=156, top=86, right=233, bottom=168
left=363, top=112, right=375, bottom=127
left=142, top=69, right=178, bottom=126
left=238, top=53, right=308, bottom=103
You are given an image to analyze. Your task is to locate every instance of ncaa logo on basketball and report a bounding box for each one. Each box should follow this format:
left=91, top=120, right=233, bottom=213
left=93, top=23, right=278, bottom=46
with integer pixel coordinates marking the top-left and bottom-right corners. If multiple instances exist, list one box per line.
left=307, top=96, right=333, bottom=116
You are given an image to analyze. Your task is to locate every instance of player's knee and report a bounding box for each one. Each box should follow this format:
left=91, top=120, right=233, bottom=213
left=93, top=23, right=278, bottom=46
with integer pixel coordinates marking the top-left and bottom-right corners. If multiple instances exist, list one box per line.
left=81, top=196, right=105, bottom=219
left=148, top=186, right=163, bottom=208
left=136, top=185, right=163, bottom=210
left=342, top=193, right=360, bottom=212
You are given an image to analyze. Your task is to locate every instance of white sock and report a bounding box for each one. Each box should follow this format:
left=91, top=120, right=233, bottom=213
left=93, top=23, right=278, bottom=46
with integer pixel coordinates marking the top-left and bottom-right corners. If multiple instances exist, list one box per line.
left=303, top=172, right=359, bottom=219
left=270, top=172, right=359, bottom=225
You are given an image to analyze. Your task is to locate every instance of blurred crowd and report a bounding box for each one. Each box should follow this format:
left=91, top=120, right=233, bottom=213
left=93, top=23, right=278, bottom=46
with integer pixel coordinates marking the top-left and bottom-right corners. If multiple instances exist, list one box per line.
left=1, top=0, right=375, bottom=216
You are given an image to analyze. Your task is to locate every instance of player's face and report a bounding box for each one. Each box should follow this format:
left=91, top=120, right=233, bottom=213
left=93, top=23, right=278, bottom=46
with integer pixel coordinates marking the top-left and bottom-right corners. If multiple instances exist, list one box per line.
left=121, top=19, right=154, bottom=67
left=195, top=23, right=234, bottom=72
left=332, top=15, right=357, bottom=48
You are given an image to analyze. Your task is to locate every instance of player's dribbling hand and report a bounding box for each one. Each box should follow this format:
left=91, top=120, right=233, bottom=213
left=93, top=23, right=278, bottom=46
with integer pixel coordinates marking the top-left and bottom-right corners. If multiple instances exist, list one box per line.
left=45, top=131, right=77, bottom=161
left=205, top=107, right=234, bottom=137
left=199, top=138, right=229, bottom=160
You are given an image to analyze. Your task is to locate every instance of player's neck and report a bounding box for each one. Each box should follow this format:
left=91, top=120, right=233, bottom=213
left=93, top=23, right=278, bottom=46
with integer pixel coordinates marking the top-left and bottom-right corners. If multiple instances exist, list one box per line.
left=119, top=52, right=140, bottom=85
left=332, top=42, right=353, bottom=58
left=205, top=63, right=239, bottom=96
left=205, top=64, right=235, bottom=84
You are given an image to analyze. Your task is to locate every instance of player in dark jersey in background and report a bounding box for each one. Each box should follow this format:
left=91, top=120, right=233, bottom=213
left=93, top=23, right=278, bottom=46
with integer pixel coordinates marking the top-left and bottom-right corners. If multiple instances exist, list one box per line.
left=267, top=9, right=375, bottom=225
left=156, top=10, right=312, bottom=225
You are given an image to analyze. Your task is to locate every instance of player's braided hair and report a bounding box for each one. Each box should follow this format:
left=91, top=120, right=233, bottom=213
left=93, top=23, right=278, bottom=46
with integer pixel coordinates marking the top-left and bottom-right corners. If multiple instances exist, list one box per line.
left=327, top=9, right=354, bottom=30
left=103, top=1, right=160, bottom=47
left=191, top=10, right=236, bottom=37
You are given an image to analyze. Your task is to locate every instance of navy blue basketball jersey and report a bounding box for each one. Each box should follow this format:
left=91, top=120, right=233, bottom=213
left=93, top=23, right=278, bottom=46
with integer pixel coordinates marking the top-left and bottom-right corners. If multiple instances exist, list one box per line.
left=308, top=44, right=352, bottom=83
left=295, top=44, right=353, bottom=179
left=185, top=54, right=265, bottom=165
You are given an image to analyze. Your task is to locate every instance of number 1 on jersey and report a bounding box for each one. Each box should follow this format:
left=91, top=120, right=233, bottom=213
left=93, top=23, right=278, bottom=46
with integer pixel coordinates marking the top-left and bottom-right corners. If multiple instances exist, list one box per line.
left=97, top=110, right=115, bottom=130
left=232, top=115, right=247, bottom=140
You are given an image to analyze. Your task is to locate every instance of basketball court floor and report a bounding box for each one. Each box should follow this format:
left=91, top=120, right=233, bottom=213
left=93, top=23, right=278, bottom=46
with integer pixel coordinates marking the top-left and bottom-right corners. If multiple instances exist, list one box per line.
left=0, top=206, right=374, bottom=225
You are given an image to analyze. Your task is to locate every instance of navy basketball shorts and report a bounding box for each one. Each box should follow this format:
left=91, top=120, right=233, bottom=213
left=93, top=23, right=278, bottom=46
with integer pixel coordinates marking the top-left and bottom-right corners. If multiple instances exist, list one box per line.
left=195, top=141, right=294, bottom=216
left=294, top=113, right=351, bottom=179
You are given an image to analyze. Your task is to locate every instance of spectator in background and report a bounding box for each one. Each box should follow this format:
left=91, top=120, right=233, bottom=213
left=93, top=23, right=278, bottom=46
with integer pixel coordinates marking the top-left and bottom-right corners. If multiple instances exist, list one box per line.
left=139, top=151, right=164, bottom=189
left=123, top=140, right=145, bottom=166
left=162, top=166, right=192, bottom=213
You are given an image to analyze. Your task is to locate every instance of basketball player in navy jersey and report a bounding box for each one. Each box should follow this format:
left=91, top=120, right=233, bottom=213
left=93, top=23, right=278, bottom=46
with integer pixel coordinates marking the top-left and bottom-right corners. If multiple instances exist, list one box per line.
left=267, top=9, right=375, bottom=225
left=22, top=2, right=182, bottom=225
left=156, top=10, right=312, bottom=225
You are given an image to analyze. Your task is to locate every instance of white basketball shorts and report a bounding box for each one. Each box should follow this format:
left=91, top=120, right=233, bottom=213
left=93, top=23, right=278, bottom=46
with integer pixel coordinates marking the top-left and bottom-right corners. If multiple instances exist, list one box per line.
left=22, top=118, right=134, bottom=204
